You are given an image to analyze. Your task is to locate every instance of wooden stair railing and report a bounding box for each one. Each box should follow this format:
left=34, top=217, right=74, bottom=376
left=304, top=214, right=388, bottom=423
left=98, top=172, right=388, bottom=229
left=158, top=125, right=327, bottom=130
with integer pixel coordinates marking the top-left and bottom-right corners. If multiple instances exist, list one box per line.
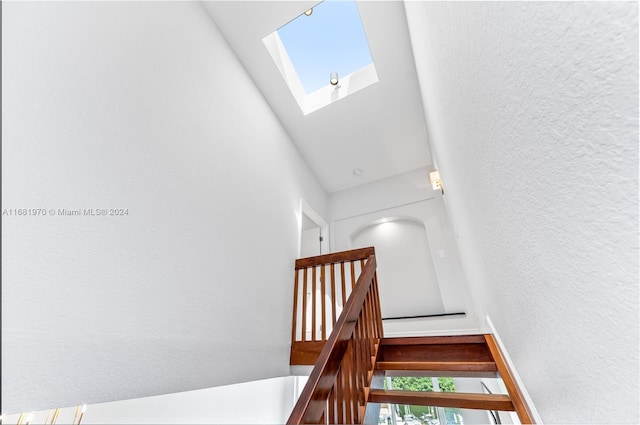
left=288, top=248, right=535, bottom=424
left=290, top=247, right=377, bottom=366
left=288, top=251, right=383, bottom=424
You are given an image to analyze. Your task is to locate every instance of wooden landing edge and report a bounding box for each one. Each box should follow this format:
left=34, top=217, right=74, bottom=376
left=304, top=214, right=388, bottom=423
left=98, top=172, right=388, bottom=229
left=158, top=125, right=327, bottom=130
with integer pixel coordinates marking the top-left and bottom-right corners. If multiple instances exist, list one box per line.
left=369, top=389, right=514, bottom=411
left=484, top=334, right=535, bottom=424
left=290, top=341, right=325, bottom=365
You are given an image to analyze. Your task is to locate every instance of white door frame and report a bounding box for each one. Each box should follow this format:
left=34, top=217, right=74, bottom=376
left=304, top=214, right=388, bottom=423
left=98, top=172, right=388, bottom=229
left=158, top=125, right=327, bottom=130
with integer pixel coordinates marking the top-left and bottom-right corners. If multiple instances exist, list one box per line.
left=299, top=199, right=329, bottom=257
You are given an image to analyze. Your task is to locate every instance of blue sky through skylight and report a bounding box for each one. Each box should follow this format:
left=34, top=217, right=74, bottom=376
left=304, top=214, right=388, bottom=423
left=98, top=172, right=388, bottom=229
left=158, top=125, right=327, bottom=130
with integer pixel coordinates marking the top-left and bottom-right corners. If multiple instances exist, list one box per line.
left=277, top=1, right=373, bottom=94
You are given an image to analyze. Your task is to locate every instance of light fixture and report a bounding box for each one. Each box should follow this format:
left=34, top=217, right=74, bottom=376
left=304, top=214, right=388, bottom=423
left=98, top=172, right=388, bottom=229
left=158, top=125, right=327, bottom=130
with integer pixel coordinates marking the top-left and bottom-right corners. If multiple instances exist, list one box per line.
left=304, top=8, right=313, bottom=16
left=330, top=71, right=339, bottom=86
left=429, top=170, right=444, bottom=194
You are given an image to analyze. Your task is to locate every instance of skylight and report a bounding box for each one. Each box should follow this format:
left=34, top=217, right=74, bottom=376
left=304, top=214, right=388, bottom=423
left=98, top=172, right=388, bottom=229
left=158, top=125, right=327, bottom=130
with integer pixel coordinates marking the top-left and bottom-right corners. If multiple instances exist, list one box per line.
left=263, top=1, right=379, bottom=115
left=276, top=1, right=373, bottom=94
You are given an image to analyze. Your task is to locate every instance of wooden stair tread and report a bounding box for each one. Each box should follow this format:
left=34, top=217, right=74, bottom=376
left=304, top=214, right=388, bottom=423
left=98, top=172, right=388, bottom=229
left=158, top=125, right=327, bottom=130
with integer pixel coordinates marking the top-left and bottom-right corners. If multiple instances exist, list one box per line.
left=368, top=389, right=515, bottom=411
left=376, top=360, right=497, bottom=372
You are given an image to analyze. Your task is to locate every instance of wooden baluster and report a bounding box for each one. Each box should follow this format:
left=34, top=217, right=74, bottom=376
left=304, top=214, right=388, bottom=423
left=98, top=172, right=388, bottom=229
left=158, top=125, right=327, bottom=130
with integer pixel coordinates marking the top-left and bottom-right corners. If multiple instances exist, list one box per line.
left=369, top=292, right=376, bottom=359
left=353, top=322, right=363, bottom=417
left=351, top=331, right=359, bottom=422
left=352, top=340, right=360, bottom=424
left=328, top=383, right=336, bottom=425
left=373, top=272, right=383, bottom=337
left=366, top=290, right=375, bottom=352
left=292, top=269, right=299, bottom=342
left=321, top=264, right=326, bottom=341
left=312, top=266, right=317, bottom=341
left=363, top=302, right=371, bottom=392
left=370, top=287, right=378, bottom=361
left=360, top=317, right=368, bottom=390
left=361, top=313, right=369, bottom=399
left=302, top=268, right=308, bottom=342
left=330, top=263, right=337, bottom=326
left=343, top=369, right=350, bottom=424
left=341, top=347, right=349, bottom=424
left=353, top=321, right=361, bottom=422
left=350, top=260, right=356, bottom=291
left=369, top=291, right=376, bottom=345
left=336, top=364, right=344, bottom=424
left=362, top=291, right=370, bottom=348
left=344, top=344, right=354, bottom=424
left=340, top=261, right=347, bottom=307
left=373, top=284, right=379, bottom=335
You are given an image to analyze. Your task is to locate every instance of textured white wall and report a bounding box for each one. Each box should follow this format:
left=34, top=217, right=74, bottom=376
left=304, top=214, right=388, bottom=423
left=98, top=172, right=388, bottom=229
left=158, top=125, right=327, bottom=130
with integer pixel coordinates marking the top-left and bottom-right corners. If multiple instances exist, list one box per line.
left=404, top=2, right=638, bottom=423
left=2, top=1, right=326, bottom=413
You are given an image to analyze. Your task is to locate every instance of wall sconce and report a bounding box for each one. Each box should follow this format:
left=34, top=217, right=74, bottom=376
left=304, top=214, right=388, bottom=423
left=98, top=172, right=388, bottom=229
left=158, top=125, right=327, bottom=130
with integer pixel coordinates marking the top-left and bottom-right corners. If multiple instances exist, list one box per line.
left=429, top=170, right=444, bottom=195
left=304, top=8, right=313, bottom=16
left=330, top=71, right=339, bottom=86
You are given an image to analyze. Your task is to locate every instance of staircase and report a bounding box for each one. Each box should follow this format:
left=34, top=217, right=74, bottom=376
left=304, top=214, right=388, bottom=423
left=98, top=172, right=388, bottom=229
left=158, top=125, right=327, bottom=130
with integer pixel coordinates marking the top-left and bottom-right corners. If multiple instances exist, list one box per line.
left=288, top=248, right=535, bottom=424
left=368, top=334, right=533, bottom=422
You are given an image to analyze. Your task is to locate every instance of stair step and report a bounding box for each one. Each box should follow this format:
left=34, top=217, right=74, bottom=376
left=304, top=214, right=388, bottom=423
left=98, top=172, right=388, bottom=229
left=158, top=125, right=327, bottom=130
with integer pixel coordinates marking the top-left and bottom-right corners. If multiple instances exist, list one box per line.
left=376, top=361, right=497, bottom=373
left=368, top=389, right=515, bottom=411
left=378, top=336, right=494, bottom=364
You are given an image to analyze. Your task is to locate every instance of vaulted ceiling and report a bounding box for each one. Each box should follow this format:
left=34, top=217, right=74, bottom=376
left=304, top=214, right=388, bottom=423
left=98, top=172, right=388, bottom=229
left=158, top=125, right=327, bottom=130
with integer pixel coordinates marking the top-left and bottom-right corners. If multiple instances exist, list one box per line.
left=202, top=1, right=432, bottom=193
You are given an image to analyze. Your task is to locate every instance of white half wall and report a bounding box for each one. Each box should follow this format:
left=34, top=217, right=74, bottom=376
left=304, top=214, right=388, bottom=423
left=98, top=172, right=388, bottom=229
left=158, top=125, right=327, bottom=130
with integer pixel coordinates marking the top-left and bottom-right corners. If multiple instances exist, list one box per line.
left=404, top=2, right=638, bottom=423
left=2, top=1, right=327, bottom=413
left=2, top=377, right=299, bottom=425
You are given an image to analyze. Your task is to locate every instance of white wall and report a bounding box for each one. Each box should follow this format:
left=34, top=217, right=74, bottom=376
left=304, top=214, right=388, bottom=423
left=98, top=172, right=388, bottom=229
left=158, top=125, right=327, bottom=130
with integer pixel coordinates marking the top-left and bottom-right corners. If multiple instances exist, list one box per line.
left=329, top=168, right=479, bottom=336
left=2, top=1, right=327, bottom=413
left=351, top=218, right=446, bottom=318
left=404, top=2, right=638, bottom=423
left=2, top=377, right=299, bottom=425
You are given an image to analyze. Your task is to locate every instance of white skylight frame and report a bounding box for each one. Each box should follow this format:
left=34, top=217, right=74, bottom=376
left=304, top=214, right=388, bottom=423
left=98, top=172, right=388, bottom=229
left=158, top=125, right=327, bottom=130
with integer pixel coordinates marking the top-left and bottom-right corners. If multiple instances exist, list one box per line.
left=262, top=6, right=379, bottom=115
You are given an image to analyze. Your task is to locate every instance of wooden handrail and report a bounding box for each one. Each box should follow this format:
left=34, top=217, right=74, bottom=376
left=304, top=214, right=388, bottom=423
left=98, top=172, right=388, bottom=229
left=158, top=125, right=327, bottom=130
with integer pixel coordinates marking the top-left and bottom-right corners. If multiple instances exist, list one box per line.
left=295, top=247, right=375, bottom=269
left=288, top=254, right=383, bottom=424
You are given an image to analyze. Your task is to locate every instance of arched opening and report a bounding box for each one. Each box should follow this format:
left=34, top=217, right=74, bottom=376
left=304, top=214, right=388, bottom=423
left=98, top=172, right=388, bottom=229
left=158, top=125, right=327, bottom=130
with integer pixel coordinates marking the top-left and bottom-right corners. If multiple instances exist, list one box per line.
left=351, top=217, right=445, bottom=318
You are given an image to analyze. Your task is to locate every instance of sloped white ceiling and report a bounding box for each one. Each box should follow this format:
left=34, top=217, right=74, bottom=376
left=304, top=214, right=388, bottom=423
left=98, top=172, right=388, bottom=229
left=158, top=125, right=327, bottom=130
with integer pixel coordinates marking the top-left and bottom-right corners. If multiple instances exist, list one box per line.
left=202, top=1, right=432, bottom=192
